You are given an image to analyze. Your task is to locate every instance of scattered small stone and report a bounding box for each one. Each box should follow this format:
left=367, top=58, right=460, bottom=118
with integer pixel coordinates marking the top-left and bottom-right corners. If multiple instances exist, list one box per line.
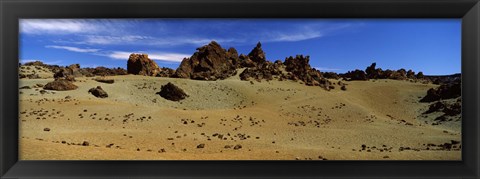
left=233, top=144, right=242, bottom=150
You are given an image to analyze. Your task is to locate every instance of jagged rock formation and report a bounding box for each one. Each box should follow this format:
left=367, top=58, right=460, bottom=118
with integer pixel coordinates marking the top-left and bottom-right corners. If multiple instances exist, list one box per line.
left=43, top=79, right=78, bottom=91
left=420, top=81, right=461, bottom=103
left=156, top=67, right=176, bottom=77
left=88, top=86, right=108, bottom=98
left=425, top=73, right=461, bottom=85
left=343, top=69, right=368, bottom=81
left=174, top=41, right=237, bottom=80
left=247, top=42, right=266, bottom=64
left=322, top=72, right=340, bottom=79
left=361, top=62, right=424, bottom=81
left=284, top=55, right=328, bottom=87
left=156, top=82, right=189, bottom=101
left=86, top=67, right=127, bottom=76
left=127, top=54, right=161, bottom=76
left=239, top=61, right=282, bottom=82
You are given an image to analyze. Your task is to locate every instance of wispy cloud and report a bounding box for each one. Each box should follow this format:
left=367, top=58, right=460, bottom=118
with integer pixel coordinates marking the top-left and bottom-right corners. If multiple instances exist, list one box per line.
left=105, top=51, right=189, bottom=62
left=22, top=19, right=360, bottom=47
left=71, top=35, right=237, bottom=46
left=313, top=67, right=341, bottom=71
left=20, top=19, right=100, bottom=35
left=46, top=45, right=100, bottom=53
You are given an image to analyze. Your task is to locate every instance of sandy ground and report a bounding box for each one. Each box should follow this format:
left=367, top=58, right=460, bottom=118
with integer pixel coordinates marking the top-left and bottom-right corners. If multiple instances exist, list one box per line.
left=19, top=74, right=461, bottom=160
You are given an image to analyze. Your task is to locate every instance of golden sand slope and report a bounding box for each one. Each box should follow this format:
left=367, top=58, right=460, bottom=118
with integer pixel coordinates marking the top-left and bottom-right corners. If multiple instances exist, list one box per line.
left=19, top=75, right=461, bottom=160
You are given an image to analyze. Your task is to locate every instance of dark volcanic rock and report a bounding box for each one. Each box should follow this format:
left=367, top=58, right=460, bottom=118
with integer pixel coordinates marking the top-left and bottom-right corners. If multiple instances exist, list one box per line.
left=423, top=98, right=461, bottom=122
left=248, top=42, right=266, bottom=64
left=88, top=67, right=127, bottom=76
left=343, top=69, right=367, bottom=81
left=239, top=54, right=256, bottom=68
left=174, top=41, right=237, bottom=80
left=43, top=79, right=78, bottom=91
left=227, top=47, right=241, bottom=68
left=391, top=69, right=407, bottom=80
left=156, top=67, right=176, bottom=77
left=365, top=62, right=378, bottom=79
left=420, top=81, right=461, bottom=102
left=88, top=86, right=108, bottom=98
left=127, top=54, right=161, bottom=76
left=239, top=61, right=282, bottom=82
left=424, top=101, right=446, bottom=114
left=443, top=99, right=461, bottom=116
left=363, top=62, right=420, bottom=81
left=282, top=55, right=332, bottom=90
left=322, top=72, right=339, bottom=79
left=156, top=82, right=188, bottom=101
left=406, top=70, right=416, bottom=79
left=95, top=77, right=114, bottom=84
left=416, top=72, right=425, bottom=79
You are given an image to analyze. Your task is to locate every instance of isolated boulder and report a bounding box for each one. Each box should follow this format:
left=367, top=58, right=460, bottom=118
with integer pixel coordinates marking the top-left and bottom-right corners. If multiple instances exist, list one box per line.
left=127, top=54, right=161, bottom=76
left=88, top=86, right=108, bottom=98
left=156, top=82, right=188, bottom=101
left=43, top=79, right=78, bottom=91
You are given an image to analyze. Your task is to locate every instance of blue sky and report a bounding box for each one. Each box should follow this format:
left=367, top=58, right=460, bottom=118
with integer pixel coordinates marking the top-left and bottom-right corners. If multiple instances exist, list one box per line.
left=19, top=19, right=461, bottom=75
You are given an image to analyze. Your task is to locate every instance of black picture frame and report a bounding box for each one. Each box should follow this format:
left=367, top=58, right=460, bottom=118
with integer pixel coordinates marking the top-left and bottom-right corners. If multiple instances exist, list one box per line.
left=1, top=0, right=479, bottom=178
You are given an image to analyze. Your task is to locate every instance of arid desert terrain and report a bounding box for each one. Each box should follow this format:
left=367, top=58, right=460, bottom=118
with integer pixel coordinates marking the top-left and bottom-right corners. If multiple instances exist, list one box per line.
left=19, top=41, right=461, bottom=160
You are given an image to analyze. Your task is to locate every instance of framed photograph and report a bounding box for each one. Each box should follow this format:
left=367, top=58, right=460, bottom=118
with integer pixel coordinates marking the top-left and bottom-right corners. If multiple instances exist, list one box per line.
left=1, top=0, right=479, bottom=178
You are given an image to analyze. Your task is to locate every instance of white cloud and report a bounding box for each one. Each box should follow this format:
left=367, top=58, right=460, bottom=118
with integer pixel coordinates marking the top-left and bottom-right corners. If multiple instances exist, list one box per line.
left=46, top=45, right=100, bottom=53
left=23, top=19, right=360, bottom=48
left=73, top=35, right=236, bottom=47
left=20, top=19, right=99, bottom=34
left=313, top=67, right=341, bottom=71
left=79, top=35, right=152, bottom=45
left=265, top=31, right=323, bottom=42
left=106, top=51, right=189, bottom=62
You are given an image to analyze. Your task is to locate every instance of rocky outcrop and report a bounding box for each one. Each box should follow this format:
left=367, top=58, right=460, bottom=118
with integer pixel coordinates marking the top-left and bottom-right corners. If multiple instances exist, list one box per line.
left=239, top=54, right=256, bottom=68
left=87, top=67, right=127, bottom=76
left=174, top=41, right=237, bottom=80
left=283, top=55, right=332, bottom=90
left=420, top=81, right=461, bottom=103
left=322, top=72, right=339, bottom=79
left=156, top=67, right=176, bottom=77
left=156, top=82, right=188, bottom=101
left=127, top=54, right=161, bottom=76
left=88, top=86, right=108, bottom=98
left=43, top=79, right=78, bottom=91
left=239, top=61, right=282, bottom=82
left=423, top=98, right=461, bottom=122
left=343, top=69, right=367, bottom=81
left=248, top=42, right=266, bottom=64
left=363, top=62, right=422, bottom=81
left=227, top=48, right=241, bottom=68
